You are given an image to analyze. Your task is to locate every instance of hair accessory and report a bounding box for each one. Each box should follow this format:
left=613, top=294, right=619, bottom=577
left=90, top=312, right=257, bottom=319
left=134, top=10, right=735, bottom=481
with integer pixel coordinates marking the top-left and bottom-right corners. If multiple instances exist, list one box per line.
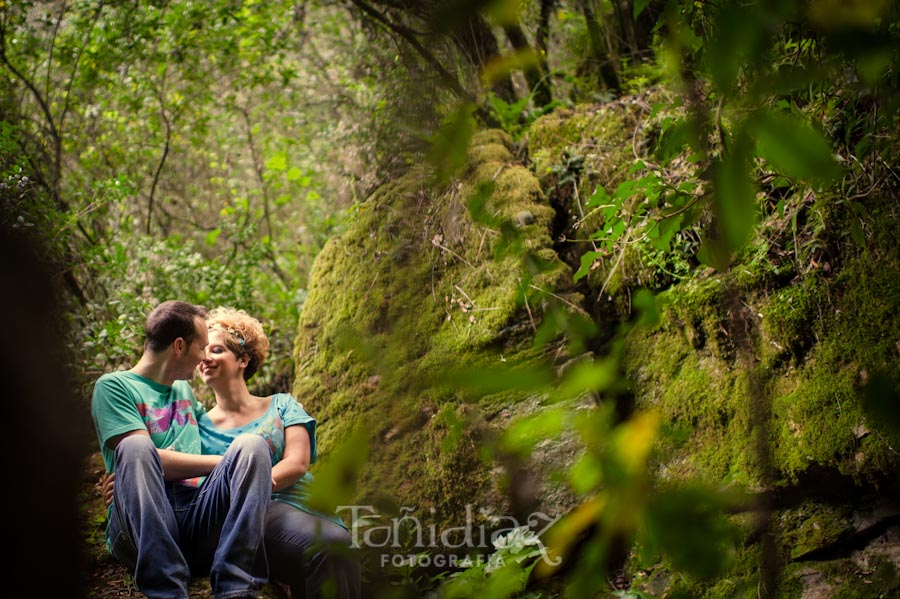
left=215, top=324, right=246, bottom=347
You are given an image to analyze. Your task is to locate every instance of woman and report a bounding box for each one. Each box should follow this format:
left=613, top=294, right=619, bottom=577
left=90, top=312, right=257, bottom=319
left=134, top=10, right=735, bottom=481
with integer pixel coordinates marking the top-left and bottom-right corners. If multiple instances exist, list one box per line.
left=198, top=307, right=359, bottom=599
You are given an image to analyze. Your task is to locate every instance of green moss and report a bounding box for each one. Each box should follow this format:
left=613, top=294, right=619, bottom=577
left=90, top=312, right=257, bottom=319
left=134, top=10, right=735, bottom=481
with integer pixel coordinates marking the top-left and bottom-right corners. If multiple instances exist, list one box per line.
left=770, top=367, right=863, bottom=481
left=780, top=556, right=900, bottom=599
left=635, top=534, right=759, bottom=599
left=625, top=216, right=900, bottom=490
left=624, top=273, right=763, bottom=486
left=292, top=128, right=577, bottom=529
left=777, top=502, right=854, bottom=560
left=528, top=103, right=639, bottom=189
left=765, top=247, right=900, bottom=484
left=759, top=277, right=822, bottom=364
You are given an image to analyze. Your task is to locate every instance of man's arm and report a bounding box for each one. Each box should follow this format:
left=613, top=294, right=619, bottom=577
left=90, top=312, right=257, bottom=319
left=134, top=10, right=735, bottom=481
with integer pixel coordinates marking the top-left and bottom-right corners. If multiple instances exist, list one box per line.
left=108, top=430, right=222, bottom=480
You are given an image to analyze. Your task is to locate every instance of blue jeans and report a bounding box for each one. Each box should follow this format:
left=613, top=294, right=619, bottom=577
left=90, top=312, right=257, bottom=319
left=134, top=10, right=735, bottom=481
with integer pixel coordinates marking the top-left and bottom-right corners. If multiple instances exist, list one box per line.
left=265, top=501, right=360, bottom=599
left=107, top=434, right=272, bottom=599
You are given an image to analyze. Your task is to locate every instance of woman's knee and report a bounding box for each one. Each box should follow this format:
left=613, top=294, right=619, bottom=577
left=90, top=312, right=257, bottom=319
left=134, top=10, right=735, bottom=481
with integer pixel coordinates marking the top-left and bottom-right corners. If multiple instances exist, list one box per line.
left=227, top=433, right=271, bottom=459
left=266, top=503, right=351, bottom=549
left=320, top=521, right=352, bottom=548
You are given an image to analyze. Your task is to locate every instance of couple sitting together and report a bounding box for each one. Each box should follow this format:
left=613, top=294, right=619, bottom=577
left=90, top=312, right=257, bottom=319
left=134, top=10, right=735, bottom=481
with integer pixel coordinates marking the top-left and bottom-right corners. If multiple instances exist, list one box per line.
left=91, top=300, right=360, bottom=599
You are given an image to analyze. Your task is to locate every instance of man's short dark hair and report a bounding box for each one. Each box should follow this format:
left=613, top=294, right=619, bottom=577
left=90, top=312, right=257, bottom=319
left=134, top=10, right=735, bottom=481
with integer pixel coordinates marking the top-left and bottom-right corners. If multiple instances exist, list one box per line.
left=144, top=301, right=207, bottom=352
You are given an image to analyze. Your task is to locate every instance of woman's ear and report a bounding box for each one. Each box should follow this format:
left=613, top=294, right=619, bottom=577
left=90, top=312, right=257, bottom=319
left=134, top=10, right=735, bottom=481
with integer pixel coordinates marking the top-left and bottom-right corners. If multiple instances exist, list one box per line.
left=239, top=354, right=250, bottom=368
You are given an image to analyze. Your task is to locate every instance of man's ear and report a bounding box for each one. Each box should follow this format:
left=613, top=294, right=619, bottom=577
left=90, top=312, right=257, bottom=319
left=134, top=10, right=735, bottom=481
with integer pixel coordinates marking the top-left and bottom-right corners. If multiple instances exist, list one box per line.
left=173, top=337, right=185, bottom=355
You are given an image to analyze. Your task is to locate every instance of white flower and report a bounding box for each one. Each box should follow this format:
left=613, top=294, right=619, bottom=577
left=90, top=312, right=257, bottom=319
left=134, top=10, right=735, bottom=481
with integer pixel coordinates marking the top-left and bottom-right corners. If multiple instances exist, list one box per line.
left=492, top=526, right=541, bottom=552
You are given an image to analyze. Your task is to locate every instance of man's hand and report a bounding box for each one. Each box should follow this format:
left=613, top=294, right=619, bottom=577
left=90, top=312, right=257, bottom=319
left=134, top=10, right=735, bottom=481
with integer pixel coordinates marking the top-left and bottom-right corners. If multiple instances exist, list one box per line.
left=100, top=472, right=115, bottom=508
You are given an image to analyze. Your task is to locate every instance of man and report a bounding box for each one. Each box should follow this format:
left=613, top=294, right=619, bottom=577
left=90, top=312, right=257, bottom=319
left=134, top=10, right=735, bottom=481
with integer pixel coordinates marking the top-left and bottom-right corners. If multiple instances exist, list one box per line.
left=92, top=300, right=274, bottom=599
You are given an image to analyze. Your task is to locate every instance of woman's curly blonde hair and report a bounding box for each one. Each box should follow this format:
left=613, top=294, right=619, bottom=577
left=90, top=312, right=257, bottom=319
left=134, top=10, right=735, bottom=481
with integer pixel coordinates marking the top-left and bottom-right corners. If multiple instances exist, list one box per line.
left=206, top=307, right=270, bottom=380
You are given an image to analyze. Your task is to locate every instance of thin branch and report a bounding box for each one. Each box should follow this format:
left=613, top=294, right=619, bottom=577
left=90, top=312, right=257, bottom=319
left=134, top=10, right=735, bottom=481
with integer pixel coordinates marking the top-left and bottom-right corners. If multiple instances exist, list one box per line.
left=528, top=284, right=591, bottom=316
left=237, top=105, right=291, bottom=288
left=58, top=2, right=106, bottom=152
left=432, top=238, right=474, bottom=267
left=239, top=106, right=276, bottom=240
left=147, top=94, right=172, bottom=235
left=349, top=0, right=476, bottom=104
left=523, top=288, right=537, bottom=332
left=44, top=0, right=68, bottom=101
left=0, top=22, right=62, bottom=171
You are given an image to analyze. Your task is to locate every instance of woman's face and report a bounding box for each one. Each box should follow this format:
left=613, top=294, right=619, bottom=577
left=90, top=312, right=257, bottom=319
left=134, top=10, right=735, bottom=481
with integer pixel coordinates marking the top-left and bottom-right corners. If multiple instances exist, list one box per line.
left=198, top=329, right=246, bottom=385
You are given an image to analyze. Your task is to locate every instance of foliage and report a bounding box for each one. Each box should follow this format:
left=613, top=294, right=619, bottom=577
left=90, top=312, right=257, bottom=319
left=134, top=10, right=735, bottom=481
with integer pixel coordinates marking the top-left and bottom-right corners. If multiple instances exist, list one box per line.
left=6, top=0, right=899, bottom=597
left=1, top=0, right=398, bottom=398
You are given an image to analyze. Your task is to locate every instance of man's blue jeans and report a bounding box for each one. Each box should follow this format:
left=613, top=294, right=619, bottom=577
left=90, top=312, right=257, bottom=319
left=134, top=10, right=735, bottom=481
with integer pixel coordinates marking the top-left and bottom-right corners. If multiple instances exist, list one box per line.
left=107, top=434, right=272, bottom=599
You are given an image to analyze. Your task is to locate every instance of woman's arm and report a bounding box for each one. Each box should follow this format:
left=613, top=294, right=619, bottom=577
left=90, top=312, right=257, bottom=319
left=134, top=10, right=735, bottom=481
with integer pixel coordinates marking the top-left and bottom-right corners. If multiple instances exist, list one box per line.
left=157, top=448, right=222, bottom=480
left=272, top=424, right=311, bottom=491
left=109, top=429, right=222, bottom=481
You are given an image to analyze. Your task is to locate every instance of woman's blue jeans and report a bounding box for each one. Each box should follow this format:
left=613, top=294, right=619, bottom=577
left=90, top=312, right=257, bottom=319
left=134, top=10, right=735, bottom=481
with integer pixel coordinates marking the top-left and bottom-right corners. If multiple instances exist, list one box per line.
left=265, top=501, right=360, bottom=599
left=107, top=434, right=272, bottom=599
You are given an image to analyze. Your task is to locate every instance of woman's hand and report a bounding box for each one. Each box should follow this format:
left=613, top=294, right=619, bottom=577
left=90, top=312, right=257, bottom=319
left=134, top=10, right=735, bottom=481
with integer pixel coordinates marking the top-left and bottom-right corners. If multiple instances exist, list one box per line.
left=100, top=472, right=115, bottom=508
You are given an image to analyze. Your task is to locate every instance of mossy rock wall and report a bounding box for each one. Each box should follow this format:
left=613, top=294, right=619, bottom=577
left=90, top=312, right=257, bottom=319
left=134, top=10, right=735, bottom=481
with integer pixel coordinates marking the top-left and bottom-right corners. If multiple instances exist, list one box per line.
left=292, top=130, right=579, bottom=529
left=294, top=97, right=900, bottom=597
left=527, top=98, right=900, bottom=597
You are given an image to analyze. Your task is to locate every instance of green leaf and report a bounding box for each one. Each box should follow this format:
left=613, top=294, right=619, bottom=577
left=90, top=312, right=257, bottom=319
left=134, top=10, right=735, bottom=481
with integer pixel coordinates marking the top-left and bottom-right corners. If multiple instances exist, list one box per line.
left=285, top=166, right=304, bottom=181
left=586, top=185, right=611, bottom=208
left=650, top=213, right=684, bottom=251
left=555, top=358, right=618, bottom=401
left=706, top=3, right=767, bottom=92
left=501, top=408, right=566, bottom=456
left=633, top=0, right=652, bottom=19
left=753, top=110, right=842, bottom=183
left=569, top=452, right=603, bottom=494
left=697, top=237, right=731, bottom=272
left=306, top=428, right=369, bottom=514
left=657, top=119, right=692, bottom=163
left=849, top=219, right=865, bottom=246
left=264, top=151, right=287, bottom=172
left=644, top=486, right=739, bottom=579
left=850, top=201, right=870, bottom=219
left=574, top=250, right=601, bottom=282
left=205, top=228, right=221, bottom=246
left=467, top=181, right=497, bottom=225
left=428, top=102, right=476, bottom=184
left=712, top=135, right=757, bottom=252
left=613, top=590, right=656, bottom=599
left=632, top=288, right=659, bottom=327
left=863, top=371, right=900, bottom=441
left=481, top=48, right=539, bottom=86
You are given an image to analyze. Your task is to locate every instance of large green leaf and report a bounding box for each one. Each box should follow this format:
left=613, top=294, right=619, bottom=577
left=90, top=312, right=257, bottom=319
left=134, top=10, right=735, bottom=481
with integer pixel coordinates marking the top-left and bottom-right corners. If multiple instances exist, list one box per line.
left=712, top=135, right=757, bottom=252
left=752, top=110, right=842, bottom=184
left=428, top=102, right=476, bottom=184
left=706, top=2, right=768, bottom=92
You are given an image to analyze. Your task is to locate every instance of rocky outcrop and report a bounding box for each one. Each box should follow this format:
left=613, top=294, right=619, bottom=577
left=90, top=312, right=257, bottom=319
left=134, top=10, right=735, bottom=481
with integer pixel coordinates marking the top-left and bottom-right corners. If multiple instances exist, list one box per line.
left=293, top=95, right=900, bottom=596
left=292, top=130, right=582, bottom=533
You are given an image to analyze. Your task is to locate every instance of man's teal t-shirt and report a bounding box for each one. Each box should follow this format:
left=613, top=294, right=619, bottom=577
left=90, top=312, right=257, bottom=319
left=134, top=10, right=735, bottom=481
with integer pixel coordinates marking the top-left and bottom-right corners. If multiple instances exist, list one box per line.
left=91, top=370, right=206, bottom=487
left=198, top=393, right=346, bottom=529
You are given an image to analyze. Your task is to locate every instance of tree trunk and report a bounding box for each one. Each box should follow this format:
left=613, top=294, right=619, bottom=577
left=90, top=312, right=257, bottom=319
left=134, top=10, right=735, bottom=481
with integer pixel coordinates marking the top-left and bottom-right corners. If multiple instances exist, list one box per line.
left=577, top=0, right=621, bottom=94
left=502, top=22, right=553, bottom=107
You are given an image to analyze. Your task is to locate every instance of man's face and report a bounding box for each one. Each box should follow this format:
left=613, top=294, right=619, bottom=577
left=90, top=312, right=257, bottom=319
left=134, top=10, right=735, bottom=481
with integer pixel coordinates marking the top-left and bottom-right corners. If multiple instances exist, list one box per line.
left=176, top=316, right=209, bottom=380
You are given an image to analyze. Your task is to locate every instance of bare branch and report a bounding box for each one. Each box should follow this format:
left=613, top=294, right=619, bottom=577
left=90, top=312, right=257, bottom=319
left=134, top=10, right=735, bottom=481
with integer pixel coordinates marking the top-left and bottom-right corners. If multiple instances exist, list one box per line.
left=349, top=0, right=477, bottom=104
